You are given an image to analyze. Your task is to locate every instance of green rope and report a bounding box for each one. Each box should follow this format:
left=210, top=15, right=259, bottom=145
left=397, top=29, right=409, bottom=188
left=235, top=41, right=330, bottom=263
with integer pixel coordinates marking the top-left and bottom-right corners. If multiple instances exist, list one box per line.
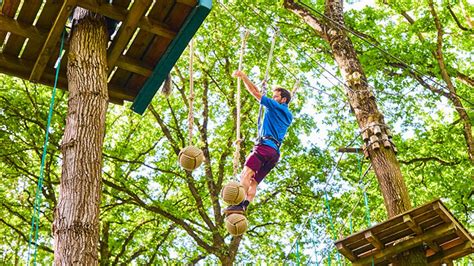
left=324, top=191, right=341, bottom=265
left=296, top=239, right=300, bottom=266
left=363, top=190, right=371, bottom=226
left=27, top=30, right=66, bottom=266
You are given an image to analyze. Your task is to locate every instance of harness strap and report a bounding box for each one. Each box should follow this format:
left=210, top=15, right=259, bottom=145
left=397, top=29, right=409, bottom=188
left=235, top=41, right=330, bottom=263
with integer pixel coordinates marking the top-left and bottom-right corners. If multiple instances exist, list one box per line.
left=255, top=136, right=281, bottom=148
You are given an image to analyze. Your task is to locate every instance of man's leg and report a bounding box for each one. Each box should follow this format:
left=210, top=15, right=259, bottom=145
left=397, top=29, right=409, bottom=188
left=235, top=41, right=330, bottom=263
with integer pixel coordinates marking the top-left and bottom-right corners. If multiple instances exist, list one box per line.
left=223, top=167, right=256, bottom=215
left=240, top=166, right=255, bottom=193
left=246, top=178, right=258, bottom=202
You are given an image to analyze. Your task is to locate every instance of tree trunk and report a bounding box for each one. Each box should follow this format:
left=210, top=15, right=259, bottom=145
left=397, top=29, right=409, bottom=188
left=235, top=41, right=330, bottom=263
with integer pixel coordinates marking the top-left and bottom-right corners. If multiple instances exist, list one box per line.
left=53, top=8, right=109, bottom=265
left=283, top=0, right=427, bottom=264
left=322, top=0, right=412, bottom=217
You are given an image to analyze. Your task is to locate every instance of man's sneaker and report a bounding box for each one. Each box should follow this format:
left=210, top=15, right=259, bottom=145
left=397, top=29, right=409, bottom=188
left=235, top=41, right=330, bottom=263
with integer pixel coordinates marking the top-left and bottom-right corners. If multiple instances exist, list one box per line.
left=223, top=205, right=246, bottom=215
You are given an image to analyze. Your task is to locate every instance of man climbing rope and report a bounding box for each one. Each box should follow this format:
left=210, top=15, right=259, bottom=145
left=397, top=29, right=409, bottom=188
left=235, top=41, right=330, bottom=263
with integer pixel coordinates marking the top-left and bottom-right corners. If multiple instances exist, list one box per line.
left=224, top=70, right=293, bottom=215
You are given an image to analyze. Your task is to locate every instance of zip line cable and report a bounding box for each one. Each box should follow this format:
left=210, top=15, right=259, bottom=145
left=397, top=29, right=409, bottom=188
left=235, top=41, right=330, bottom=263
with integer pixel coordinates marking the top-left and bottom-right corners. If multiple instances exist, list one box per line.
left=218, top=3, right=376, bottom=263
left=295, top=0, right=474, bottom=107
left=217, top=0, right=348, bottom=104
left=217, top=1, right=471, bottom=263
left=219, top=0, right=352, bottom=156
left=215, top=7, right=358, bottom=263
left=315, top=163, right=373, bottom=265
left=257, top=27, right=279, bottom=138
left=282, top=132, right=361, bottom=263
left=238, top=0, right=474, bottom=112
left=217, top=0, right=356, bottom=152
left=238, top=1, right=355, bottom=93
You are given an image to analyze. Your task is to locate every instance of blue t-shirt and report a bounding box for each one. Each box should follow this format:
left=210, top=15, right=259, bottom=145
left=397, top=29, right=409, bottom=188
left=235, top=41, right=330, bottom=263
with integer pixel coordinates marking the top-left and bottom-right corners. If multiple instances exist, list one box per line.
left=259, top=96, right=293, bottom=152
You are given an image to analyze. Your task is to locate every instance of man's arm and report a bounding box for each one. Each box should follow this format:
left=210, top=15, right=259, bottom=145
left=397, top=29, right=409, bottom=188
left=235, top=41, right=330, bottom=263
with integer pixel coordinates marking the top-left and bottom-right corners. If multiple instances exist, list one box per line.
left=233, top=70, right=262, bottom=101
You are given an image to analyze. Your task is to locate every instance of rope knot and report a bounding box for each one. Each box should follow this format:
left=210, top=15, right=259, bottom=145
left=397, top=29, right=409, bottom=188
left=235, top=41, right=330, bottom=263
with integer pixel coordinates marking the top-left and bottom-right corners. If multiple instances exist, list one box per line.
left=234, top=138, right=243, bottom=146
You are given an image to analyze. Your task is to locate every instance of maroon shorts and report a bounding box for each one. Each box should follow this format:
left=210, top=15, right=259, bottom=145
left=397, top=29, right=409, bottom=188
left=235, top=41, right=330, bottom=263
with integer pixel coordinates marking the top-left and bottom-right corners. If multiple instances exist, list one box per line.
left=244, top=144, right=280, bottom=184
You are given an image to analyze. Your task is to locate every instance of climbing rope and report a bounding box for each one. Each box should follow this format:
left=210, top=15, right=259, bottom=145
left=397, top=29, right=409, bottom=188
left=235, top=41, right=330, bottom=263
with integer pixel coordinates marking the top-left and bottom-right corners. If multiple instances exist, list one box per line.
left=187, top=39, right=195, bottom=145
left=27, top=30, right=66, bottom=265
left=233, top=30, right=249, bottom=177
left=256, top=28, right=279, bottom=138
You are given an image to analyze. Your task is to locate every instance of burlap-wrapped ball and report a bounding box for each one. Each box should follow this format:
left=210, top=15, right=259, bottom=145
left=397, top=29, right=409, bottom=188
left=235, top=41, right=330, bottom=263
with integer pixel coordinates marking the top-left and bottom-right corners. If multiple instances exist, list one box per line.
left=225, top=213, right=248, bottom=236
left=178, top=146, right=204, bottom=171
left=221, top=181, right=245, bottom=205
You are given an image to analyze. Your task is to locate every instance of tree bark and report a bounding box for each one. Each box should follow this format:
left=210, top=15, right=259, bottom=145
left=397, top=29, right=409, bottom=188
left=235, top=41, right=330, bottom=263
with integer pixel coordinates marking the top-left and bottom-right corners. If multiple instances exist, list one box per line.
left=53, top=8, right=109, bottom=265
left=283, top=0, right=426, bottom=264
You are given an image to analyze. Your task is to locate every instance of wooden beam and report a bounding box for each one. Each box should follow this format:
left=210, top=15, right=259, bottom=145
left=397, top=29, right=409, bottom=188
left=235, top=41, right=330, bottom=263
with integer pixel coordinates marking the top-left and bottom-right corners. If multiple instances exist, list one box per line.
left=403, top=214, right=423, bottom=235
left=107, top=0, right=152, bottom=75
left=0, top=53, right=132, bottom=103
left=0, top=0, right=21, bottom=44
left=140, top=17, right=177, bottom=39
left=3, top=0, right=43, bottom=56
left=336, top=242, right=358, bottom=261
left=403, top=214, right=441, bottom=252
left=76, top=1, right=177, bottom=39
left=365, top=231, right=384, bottom=250
left=427, top=241, right=441, bottom=254
left=433, top=201, right=472, bottom=242
left=177, top=0, right=198, bottom=6
left=131, top=0, right=212, bottom=114
left=30, top=0, right=77, bottom=82
left=116, top=55, right=153, bottom=77
left=428, top=241, right=473, bottom=265
left=354, top=223, right=456, bottom=265
left=0, top=15, right=45, bottom=41
left=338, top=147, right=363, bottom=153
left=59, top=43, right=154, bottom=77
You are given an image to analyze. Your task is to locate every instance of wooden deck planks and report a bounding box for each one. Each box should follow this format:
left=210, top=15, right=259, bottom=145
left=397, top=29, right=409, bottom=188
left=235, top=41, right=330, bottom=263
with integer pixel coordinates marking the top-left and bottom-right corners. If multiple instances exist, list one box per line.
left=119, top=0, right=176, bottom=94
left=124, top=1, right=192, bottom=94
left=340, top=199, right=441, bottom=249
left=107, top=0, right=153, bottom=75
left=0, top=0, right=21, bottom=46
left=0, top=53, right=132, bottom=103
left=0, top=15, right=45, bottom=40
left=21, top=0, right=63, bottom=61
left=3, top=0, right=43, bottom=57
left=0, top=0, right=208, bottom=106
left=336, top=200, right=474, bottom=264
left=30, top=0, right=77, bottom=81
left=354, top=223, right=457, bottom=265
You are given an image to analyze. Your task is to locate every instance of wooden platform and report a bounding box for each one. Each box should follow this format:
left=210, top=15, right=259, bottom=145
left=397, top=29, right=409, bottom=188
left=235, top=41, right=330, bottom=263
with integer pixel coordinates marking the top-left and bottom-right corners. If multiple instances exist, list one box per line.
left=335, top=199, right=473, bottom=265
left=0, top=0, right=211, bottom=114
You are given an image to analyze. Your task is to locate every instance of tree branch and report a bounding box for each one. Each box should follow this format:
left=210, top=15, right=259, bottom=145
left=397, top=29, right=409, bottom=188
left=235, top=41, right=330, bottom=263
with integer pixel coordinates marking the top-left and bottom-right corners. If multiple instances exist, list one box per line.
left=102, top=178, right=218, bottom=254
left=283, top=0, right=327, bottom=39
left=447, top=4, right=471, bottom=31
